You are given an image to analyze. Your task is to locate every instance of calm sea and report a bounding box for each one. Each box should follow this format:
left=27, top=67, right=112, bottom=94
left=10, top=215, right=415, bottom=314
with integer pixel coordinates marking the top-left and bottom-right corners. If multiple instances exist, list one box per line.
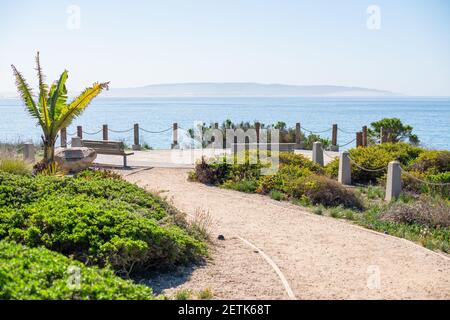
left=0, top=97, right=449, bottom=150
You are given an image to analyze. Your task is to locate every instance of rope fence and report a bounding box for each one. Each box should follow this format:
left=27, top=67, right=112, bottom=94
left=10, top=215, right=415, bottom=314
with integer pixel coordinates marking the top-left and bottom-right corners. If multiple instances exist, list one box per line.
left=57, top=121, right=408, bottom=154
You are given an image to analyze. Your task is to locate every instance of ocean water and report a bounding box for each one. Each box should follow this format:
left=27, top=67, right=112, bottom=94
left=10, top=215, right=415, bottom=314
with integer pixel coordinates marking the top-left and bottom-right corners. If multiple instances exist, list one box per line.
left=0, top=97, right=449, bottom=150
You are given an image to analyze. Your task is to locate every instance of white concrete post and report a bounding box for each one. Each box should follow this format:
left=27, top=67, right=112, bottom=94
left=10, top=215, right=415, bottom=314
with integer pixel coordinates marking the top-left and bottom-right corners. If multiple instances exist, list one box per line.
left=338, top=151, right=351, bottom=185
left=71, top=137, right=82, bottom=147
left=385, top=161, right=402, bottom=201
left=23, top=143, right=35, bottom=162
left=312, top=142, right=324, bottom=167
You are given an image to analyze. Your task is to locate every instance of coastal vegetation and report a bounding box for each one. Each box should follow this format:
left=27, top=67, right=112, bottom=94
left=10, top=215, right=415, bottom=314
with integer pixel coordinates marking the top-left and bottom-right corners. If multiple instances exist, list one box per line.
left=187, top=120, right=331, bottom=150
left=190, top=120, right=449, bottom=253
left=0, top=168, right=207, bottom=299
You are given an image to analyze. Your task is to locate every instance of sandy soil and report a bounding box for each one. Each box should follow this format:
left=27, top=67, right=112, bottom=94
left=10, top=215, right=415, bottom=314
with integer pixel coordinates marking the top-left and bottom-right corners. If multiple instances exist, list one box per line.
left=124, top=168, right=450, bottom=300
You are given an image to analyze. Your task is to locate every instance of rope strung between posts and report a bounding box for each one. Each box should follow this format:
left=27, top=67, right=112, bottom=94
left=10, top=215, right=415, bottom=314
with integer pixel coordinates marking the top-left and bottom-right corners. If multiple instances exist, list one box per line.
left=335, top=138, right=356, bottom=148
left=139, top=127, right=172, bottom=134
left=400, top=166, right=450, bottom=186
left=337, top=127, right=358, bottom=134
left=82, top=129, right=103, bottom=135
left=107, top=127, right=134, bottom=133
left=347, top=155, right=387, bottom=172
left=302, top=127, right=332, bottom=134
left=67, top=131, right=77, bottom=136
left=320, top=146, right=339, bottom=159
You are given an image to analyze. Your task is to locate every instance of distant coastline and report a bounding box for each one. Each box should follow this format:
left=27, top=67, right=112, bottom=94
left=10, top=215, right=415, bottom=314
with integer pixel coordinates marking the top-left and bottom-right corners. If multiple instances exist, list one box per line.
left=101, top=82, right=398, bottom=98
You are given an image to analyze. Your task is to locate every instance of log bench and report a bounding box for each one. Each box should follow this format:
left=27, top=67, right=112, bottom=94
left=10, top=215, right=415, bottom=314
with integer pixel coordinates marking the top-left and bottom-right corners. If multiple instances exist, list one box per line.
left=81, top=140, right=134, bottom=167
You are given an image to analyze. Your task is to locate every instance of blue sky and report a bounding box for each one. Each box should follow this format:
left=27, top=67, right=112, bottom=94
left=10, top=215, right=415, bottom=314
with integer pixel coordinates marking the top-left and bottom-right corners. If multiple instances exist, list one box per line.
left=0, top=0, right=449, bottom=95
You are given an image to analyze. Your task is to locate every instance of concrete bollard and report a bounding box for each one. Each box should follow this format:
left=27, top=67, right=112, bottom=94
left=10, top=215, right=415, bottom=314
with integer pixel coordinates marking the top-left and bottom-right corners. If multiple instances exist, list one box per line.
left=171, top=123, right=179, bottom=149
left=385, top=161, right=402, bottom=201
left=60, top=128, right=67, bottom=148
left=312, top=142, right=324, bottom=167
left=338, top=151, right=351, bottom=185
left=102, top=124, right=108, bottom=141
left=23, top=143, right=35, bottom=162
left=132, top=123, right=141, bottom=150
left=71, top=137, right=82, bottom=147
left=330, top=124, right=338, bottom=151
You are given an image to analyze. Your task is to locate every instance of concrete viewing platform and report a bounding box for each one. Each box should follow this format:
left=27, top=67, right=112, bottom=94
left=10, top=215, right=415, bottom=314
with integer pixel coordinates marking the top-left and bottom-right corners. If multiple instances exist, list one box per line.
left=94, top=148, right=339, bottom=168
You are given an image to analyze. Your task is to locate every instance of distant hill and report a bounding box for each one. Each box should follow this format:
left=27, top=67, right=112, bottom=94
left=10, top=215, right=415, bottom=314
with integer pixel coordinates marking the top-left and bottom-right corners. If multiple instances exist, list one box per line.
left=103, top=82, right=397, bottom=97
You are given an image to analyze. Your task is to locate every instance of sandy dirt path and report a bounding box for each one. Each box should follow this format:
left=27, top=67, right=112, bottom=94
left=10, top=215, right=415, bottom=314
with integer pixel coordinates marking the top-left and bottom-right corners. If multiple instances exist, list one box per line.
left=125, top=168, right=450, bottom=300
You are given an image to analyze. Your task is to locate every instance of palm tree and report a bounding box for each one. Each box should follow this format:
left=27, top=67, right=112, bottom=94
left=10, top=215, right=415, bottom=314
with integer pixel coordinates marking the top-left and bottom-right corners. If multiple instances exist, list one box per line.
left=11, top=52, right=109, bottom=164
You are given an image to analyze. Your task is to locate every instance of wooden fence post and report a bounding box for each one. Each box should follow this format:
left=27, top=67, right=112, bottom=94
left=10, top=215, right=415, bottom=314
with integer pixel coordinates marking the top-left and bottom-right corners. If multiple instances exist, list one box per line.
left=331, top=124, right=338, bottom=151
left=171, top=123, right=178, bottom=149
left=103, top=124, right=108, bottom=141
left=385, top=161, right=402, bottom=201
left=255, top=122, right=260, bottom=144
left=295, top=122, right=302, bottom=149
left=362, top=126, right=368, bottom=147
left=60, top=128, right=67, bottom=148
left=356, top=132, right=363, bottom=147
left=77, top=126, right=82, bottom=139
left=132, top=123, right=141, bottom=150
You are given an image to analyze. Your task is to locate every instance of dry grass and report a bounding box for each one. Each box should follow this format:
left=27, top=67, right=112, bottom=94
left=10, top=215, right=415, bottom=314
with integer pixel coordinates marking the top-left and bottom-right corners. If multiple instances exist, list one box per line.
left=0, top=157, right=31, bottom=176
left=189, top=209, right=213, bottom=241
left=379, top=196, right=450, bottom=228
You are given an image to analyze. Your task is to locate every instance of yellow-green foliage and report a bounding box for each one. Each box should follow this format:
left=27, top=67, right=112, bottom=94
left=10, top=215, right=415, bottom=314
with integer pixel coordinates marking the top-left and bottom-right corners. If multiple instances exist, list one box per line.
left=0, top=241, right=154, bottom=300
left=409, top=150, right=450, bottom=174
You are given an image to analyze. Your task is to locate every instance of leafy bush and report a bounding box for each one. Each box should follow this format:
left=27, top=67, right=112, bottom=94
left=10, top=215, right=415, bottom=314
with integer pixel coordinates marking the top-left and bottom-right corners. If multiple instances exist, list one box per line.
left=379, top=196, right=450, bottom=228
left=278, top=153, right=323, bottom=173
left=286, top=175, right=363, bottom=209
left=409, top=150, right=450, bottom=174
left=0, top=241, right=154, bottom=300
left=0, top=158, right=31, bottom=176
left=0, top=194, right=206, bottom=274
left=222, top=179, right=258, bottom=193
left=193, top=157, right=229, bottom=185
left=0, top=171, right=207, bottom=275
left=0, top=171, right=172, bottom=220
left=269, top=190, right=284, bottom=201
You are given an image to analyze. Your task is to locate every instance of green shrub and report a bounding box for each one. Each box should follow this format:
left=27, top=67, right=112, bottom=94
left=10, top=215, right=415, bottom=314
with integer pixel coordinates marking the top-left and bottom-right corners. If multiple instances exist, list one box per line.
left=0, top=241, right=154, bottom=300
left=194, top=158, right=229, bottom=185
left=269, top=190, right=284, bottom=201
left=0, top=194, right=206, bottom=273
left=300, top=175, right=363, bottom=209
left=0, top=158, right=31, bottom=176
left=278, top=153, right=323, bottom=173
left=222, top=179, right=258, bottom=193
left=409, top=150, right=450, bottom=174
left=0, top=171, right=171, bottom=220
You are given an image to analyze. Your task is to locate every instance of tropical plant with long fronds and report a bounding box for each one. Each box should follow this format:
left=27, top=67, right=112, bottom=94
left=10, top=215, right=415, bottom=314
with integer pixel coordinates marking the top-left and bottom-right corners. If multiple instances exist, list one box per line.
left=11, top=52, right=109, bottom=164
